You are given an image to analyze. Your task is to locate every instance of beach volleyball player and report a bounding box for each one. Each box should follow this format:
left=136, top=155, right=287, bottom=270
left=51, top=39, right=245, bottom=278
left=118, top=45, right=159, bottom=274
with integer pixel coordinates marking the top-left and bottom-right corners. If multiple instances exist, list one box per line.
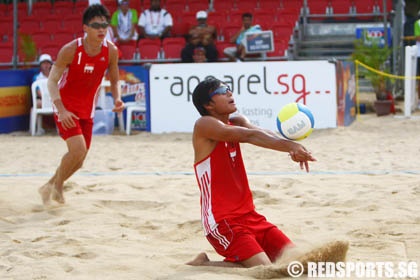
left=187, top=78, right=317, bottom=267
left=39, top=4, right=124, bottom=204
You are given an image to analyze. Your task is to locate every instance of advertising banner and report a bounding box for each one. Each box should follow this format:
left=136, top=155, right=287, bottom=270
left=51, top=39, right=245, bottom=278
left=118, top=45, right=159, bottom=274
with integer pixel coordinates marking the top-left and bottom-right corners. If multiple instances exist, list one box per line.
left=103, top=65, right=150, bottom=132
left=149, top=61, right=337, bottom=133
left=336, top=61, right=357, bottom=126
left=355, top=27, right=392, bottom=47
left=0, top=69, right=36, bottom=133
left=244, top=31, right=274, bottom=53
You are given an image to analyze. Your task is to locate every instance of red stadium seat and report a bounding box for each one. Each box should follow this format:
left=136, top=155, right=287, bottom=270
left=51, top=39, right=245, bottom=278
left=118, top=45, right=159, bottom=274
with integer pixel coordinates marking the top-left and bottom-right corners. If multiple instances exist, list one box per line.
left=19, top=18, right=42, bottom=34
left=0, top=41, right=13, bottom=63
left=53, top=32, right=75, bottom=46
left=41, top=20, right=63, bottom=33
left=32, top=1, right=53, bottom=12
left=221, top=25, right=241, bottom=42
left=229, top=10, right=246, bottom=25
left=235, top=0, right=258, bottom=12
left=162, top=37, right=186, bottom=45
left=31, top=1, right=53, bottom=19
left=30, top=31, right=53, bottom=49
left=186, top=0, right=209, bottom=12
left=165, top=0, right=187, bottom=13
left=272, top=24, right=294, bottom=41
left=212, top=1, right=236, bottom=11
left=253, top=10, right=277, bottom=27
left=138, top=39, right=161, bottom=60
left=353, top=0, right=373, bottom=13
left=266, top=39, right=288, bottom=57
left=74, top=1, right=88, bottom=15
left=181, top=11, right=197, bottom=26
left=39, top=43, right=61, bottom=60
left=258, top=0, right=282, bottom=10
left=162, top=37, right=185, bottom=59
left=307, top=0, right=329, bottom=15
left=215, top=41, right=235, bottom=60
left=52, top=1, right=74, bottom=15
left=207, top=11, right=228, bottom=28
left=118, top=42, right=138, bottom=60
left=0, top=3, right=9, bottom=16
left=171, top=22, right=190, bottom=37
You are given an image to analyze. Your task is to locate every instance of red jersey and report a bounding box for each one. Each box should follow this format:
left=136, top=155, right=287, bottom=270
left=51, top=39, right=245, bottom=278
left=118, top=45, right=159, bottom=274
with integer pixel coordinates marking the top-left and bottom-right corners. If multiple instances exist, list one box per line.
left=58, top=38, right=109, bottom=119
left=194, top=141, right=255, bottom=236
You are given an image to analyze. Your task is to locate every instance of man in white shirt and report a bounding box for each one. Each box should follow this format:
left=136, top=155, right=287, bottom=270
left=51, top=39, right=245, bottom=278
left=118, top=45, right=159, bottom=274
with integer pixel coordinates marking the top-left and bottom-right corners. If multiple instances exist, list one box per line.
left=137, top=0, right=173, bottom=40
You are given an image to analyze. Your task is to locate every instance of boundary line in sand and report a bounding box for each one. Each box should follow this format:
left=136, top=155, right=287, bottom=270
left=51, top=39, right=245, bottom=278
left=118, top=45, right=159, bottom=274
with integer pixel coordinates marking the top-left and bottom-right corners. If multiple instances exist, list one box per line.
left=0, top=170, right=420, bottom=177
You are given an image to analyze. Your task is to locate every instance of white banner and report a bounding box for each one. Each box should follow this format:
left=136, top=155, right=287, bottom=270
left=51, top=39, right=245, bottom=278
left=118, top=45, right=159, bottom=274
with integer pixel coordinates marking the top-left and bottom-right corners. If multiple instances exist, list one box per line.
left=149, top=61, right=337, bottom=133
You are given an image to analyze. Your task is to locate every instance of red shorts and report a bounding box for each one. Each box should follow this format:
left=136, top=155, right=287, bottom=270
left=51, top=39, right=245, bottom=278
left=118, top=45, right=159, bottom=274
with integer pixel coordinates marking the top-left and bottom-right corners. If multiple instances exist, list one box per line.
left=206, top=210, right=292, bottom=263
left=54, top=114, right=94, bottom=149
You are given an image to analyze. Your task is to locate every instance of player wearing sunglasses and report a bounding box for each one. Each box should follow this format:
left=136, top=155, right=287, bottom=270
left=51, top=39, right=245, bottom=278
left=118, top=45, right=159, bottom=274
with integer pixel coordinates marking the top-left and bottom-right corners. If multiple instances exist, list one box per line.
left=39, top=4, right=124, bottom=205
left=188, top=78, right=317, bottom=268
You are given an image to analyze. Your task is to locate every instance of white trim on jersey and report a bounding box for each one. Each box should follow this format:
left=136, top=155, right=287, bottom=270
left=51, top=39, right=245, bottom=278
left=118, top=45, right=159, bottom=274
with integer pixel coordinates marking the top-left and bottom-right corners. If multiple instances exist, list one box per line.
left=194, top=157, right=218, bottom=235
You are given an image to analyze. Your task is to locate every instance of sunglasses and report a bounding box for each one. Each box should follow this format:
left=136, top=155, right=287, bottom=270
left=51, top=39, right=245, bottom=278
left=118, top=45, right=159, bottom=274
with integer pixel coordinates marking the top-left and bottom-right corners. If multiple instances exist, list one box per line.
left=209, top=86, right=231, bottom=98
left=87, top=22, right=109, bottom=29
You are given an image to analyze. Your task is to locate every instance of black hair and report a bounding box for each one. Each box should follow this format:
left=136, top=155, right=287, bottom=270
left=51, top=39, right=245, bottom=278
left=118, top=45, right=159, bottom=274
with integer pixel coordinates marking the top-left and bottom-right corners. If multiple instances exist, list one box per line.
left=242, top=12, right=253, bottom=19
left=192, top=78, right=221, bottom=116
left=82, top=4, right=111, bottom=25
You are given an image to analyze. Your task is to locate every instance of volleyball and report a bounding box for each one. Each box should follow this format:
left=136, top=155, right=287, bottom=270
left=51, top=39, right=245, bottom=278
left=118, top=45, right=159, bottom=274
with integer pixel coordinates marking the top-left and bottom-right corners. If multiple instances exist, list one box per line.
left=276, top=102, right=314, bottom=141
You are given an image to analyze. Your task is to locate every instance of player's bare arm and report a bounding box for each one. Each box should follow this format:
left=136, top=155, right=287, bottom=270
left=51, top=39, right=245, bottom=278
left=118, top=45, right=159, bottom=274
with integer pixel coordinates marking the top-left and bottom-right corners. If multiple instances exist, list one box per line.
left=107, top=42, right=124, bottom=113
left=194, top=115, right=315, bottom=171
left=48, top=41, right=79, bottom=130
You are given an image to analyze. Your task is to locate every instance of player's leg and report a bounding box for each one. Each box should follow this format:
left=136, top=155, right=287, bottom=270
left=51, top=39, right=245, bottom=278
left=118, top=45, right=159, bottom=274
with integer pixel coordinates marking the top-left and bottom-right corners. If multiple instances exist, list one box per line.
left=39, top=117, right=91, bottom=204
left=260, top=226, right=293, bottom=262
left=38, top=136, right=87, bottom=204
left=52, top=135, right=87, bottom=203
left=52, top=118, right=93, bottom=203
left=187, top=214, right=273, bottom=268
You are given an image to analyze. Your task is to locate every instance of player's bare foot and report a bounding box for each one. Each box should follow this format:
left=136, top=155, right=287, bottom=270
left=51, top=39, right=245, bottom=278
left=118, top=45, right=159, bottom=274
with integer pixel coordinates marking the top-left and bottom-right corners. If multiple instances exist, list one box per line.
left=52, top=188, right=65, bottom=204
left=186, top=252, right=210, bottom=266
left=38, top=183, right=53, bottom=205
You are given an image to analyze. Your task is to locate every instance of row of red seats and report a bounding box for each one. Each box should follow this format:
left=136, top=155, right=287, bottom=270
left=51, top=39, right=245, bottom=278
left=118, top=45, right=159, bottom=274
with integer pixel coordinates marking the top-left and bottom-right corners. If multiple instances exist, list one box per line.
left=0, top=0, right=298, bottom=63
left=118, top=37, right=289, bottom=62
left=0, top=0, right=88, bottom=17
left=307, top=0, right=393, bottom=16
left=0, top=34, right=289, bottom=64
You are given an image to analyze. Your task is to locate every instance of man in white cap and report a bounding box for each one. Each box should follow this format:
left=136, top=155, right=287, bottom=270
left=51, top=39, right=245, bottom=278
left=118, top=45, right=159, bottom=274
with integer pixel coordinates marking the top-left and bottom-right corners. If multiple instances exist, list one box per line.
left=31, top=53, right=53, bottom=134
left=181, top=10, right=218, bottom=62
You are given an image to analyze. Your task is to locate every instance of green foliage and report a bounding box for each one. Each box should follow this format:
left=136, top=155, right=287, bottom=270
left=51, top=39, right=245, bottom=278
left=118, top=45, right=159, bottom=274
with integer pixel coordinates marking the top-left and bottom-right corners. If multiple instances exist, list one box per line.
left=351, top=36, right=392, bottom=100
left=19, top=33, right=37, bottom=63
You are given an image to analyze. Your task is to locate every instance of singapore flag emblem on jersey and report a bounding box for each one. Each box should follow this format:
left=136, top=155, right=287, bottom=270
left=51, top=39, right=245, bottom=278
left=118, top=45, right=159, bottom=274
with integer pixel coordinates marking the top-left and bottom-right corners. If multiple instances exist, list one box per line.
left=84, top=63, right=95, bottom=73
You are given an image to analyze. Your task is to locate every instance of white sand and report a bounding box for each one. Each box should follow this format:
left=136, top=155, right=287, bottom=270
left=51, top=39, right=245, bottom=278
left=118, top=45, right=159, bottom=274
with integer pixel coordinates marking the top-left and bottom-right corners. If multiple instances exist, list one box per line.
left=0, top=113, right=419, bottom=279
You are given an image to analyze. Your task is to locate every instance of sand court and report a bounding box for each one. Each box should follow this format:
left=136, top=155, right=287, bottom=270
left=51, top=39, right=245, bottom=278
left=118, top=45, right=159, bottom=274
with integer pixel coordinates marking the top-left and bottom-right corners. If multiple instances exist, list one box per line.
left=0, top=114, right=419, bottom=279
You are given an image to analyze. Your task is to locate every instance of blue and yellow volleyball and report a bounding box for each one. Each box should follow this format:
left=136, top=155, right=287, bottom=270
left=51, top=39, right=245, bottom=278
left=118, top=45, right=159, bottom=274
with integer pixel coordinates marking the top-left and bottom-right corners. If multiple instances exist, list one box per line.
left=276, top=102, right=314, bottom=141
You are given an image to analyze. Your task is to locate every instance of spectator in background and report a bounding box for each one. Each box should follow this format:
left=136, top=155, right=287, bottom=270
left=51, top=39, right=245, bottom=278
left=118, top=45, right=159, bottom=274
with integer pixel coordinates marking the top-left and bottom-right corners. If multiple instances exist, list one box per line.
left=32, top=53, right=53, bottom=134
left=181, top=10, right=218, bottom=63
left=137, top=0, right=172, bottom=40
left=192, top=46, right=207, bottom=62
left=223, top=12, right=261, bottom=61
left=111, top=0, right=138, bottom=45
left=33, top=53, right=53, bottom=108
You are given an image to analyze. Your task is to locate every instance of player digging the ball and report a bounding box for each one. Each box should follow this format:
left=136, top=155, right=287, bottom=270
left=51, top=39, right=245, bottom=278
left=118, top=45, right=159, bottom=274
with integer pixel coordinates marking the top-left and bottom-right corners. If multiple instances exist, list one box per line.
left=39, top=4, right=124, bottom=205
left=187, top=78, right=348, bottom=273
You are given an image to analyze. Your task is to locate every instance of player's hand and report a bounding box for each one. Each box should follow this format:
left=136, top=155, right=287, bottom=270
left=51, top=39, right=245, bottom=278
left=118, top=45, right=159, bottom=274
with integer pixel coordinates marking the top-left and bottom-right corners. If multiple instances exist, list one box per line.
left=113, top=99, right=125, bottom=113
left=289, top=144, right=316, bottom=172
left=57, top=110, right=79, bottom=130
